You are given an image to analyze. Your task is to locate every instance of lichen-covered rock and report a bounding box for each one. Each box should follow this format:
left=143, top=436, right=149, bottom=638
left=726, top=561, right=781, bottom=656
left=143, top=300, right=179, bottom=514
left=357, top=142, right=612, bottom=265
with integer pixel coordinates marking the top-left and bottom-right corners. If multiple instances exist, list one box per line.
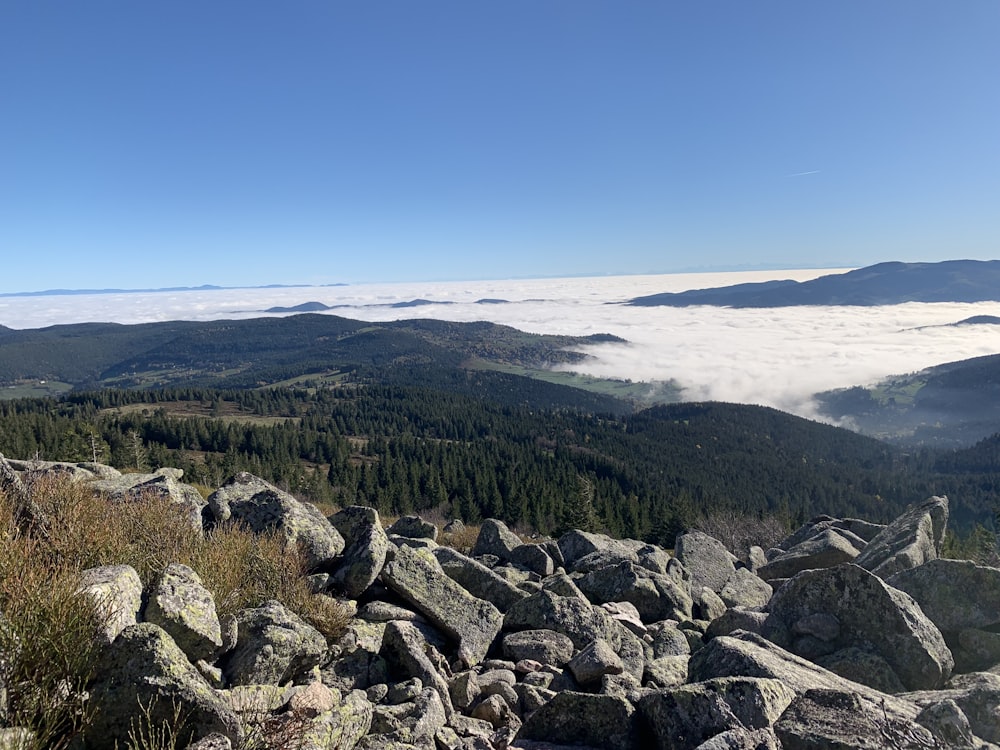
left=577, top=562, right=693, bottom=623
left=206, top=472, right=344, bottom=569
left=557, top=529, right=640, bottom=572
left=766, top=563, right=953, bottom=690
left=387, top=514, right=438, bottom=542
left=330, top=505, right=389, bottom=598
left=757, top=529, right=861, bottom=581
left=814, top=647, right=905, bottom=694
left=508, top=543, right=555, bottom=577
left=902, top=671, right=1000, bottom=743
left=854, top=495, right=948, bottom=578
left=516, top=691, right=637, bottom=750
left=567, top=639, right=624, bottom=685
left=222, top=600, right=326, bottom=686
left=472, top=518, right=522, bottom=561
left=381, top=544, right=503, bottom=667
left=502, top=629, right=575, bottom=667
left=433, top=546, right=530, bottom=612
left=76, top=564, right=143, bottom=644
left=718, top=568, right=772, bottom=610
left=888, top=558, right=1000, bottom=633
left=675, top=531, right=738, bottom=594
left=380, top=620, right=454, bottom=721
left=145, top=563, right=222, bottom=663
left=688, top=631, right=921, bottom=724
left=692, top=728, right=780, bottom=750
left=505, top=590, right=622, bottom=651
left=774, top=689, right=934, bottom=750
left=638, top=677, right=795, bottom=750
left=298, top=688, right=374, bottom=750
left=86, top=623, right=242, bottom=749
left=366, top=686, right=447, bottom=746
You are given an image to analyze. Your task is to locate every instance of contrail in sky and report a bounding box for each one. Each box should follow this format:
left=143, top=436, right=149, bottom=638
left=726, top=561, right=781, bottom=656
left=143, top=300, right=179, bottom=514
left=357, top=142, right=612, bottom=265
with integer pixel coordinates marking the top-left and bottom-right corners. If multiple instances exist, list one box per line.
left=787, top=169, right=821, bottom=177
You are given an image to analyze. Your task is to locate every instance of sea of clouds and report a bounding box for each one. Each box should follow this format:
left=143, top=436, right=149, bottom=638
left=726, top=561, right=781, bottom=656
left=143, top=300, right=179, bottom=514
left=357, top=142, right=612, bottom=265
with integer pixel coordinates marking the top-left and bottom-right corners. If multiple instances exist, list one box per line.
left=3, top=268, right=1000, bottom=421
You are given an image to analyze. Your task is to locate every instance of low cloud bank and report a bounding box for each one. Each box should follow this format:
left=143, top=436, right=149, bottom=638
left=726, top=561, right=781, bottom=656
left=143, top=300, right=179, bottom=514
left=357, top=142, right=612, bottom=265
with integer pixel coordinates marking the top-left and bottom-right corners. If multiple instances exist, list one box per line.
left=2, top=269, right=999, bottom=420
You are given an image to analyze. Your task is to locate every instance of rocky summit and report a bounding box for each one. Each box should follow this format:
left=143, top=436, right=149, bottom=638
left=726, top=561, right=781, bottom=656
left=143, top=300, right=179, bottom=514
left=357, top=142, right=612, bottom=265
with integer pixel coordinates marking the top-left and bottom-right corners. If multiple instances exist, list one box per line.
left=2, top=456, right=1000, bottom=749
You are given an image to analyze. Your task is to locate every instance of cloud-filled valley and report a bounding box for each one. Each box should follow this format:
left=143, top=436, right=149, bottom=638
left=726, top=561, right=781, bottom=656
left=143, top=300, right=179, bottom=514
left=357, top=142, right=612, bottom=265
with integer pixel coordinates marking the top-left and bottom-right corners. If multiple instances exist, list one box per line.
left=3, top=269, right=1000, bottom=421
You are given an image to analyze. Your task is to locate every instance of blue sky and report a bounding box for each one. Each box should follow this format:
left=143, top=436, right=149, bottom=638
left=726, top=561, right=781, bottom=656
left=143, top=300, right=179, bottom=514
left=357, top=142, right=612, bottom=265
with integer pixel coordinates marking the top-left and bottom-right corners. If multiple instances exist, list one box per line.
left=1, top=2, right=998, bottom=293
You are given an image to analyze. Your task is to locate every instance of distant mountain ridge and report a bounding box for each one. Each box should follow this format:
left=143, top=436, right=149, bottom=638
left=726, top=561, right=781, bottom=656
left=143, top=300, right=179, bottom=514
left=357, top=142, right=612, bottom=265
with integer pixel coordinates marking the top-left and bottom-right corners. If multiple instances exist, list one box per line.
left=627, top=260, right=1000, bottom=307
left=0, top=283, right=348, bottom=298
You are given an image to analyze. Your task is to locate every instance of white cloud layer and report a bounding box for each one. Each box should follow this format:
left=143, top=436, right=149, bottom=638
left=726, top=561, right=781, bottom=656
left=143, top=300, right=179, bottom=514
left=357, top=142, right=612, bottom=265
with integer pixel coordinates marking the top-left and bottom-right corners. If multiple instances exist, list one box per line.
left=3, top=269, right=1000, bottom=420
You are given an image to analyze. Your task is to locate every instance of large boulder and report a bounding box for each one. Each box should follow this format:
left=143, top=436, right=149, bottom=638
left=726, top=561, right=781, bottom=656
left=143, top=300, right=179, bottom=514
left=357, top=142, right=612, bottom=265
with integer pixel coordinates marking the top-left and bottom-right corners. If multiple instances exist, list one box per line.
left=766, top=563, right=953, bottom=690
left=756, top=530, right=861, bottom=582
left=471, top=518, right=522, bottom=561
left=433, top=546, right=530, bottom=612
left=206, top=473, right=344, bottom=570
left=718, top=568, right=772, bottom=610
left=144, top=563, right=222, bottom=663
left=688, top=631, right=921, bottom=724
left=222, top=600, right=327, bottom=686
left=329, top=506, right=389, bottom=598
left=773, top=689, right=934, bottom=750
left=888, top=558, right=1000, bottom=633
left=638, top=677, right=795, bottom=750
left=577, top=561, right=693, bottom=623
left=504, top=589, right=622, bottom=651
left=674, top=531, right=738, bottom=594
left=902, top=671, right=1000, bottom=744
left=90, top=468, right=206, bottom=530
left=854, top=496, right=948, bottom=578
left=86, top=623, right=242, bottom=749
left=557, top=530, right=640, bottom=572
left=502, top=629, right=575, bottom=667
left=380, top=543, right=503, bottom=667
left=297, top=688, right=374, bottom=750
left=516, top=691, right=638, bottom=750
left=380, top=620, right=454, bottom=722
left=76, top=564, right=143, bottom=644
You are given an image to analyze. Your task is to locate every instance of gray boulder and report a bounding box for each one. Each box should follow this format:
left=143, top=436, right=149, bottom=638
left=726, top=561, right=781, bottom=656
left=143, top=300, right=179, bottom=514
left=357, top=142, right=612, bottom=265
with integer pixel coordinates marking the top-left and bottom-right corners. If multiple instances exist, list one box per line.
left=380, top=620, right=454, bottom=721
left=87, top=623, right=242, bottom=749
left=508, top=544, right=555, bottom=577
left=76, top=564, right=143, bottom=644
left=144, top=563, right=222, bottom=663
left=502, top=629, right=575, bottom=667
left=766, top=563, right=953, bottom=690
left=718, top=569, right=772, bottom=610
left=692, top=728, right=780, bottom=750
left=773, top=689, right=934, bottom=750
left=329, top=505, right=389, bottom=598
left=567, top=639, right=624, bottom=686
left=472, top=519, right=522, bottom=561
left=387, top=514, right=438, bottom=542
left=557, top=530, right=640, bottom=572
left=207, top=472, right=344, bottom=570
left=638, top=677, right=795, bottom=750
left=902, top=671, right=1000, bottom=743
left=504, top=590, right=622, bottom=651
left=433, top=546, right=530, bottom=612
left=517, top=691, right=638, bottom=750
left=381, top=544, right=503, bottom=667
left=222, top=600, right=327, bottom=686
left=674, top=531, right=738, bottom=594
left=577, top=562, right=693, bottom=623
left=888, top=558, right=1000, bottom=633
left=854, top=495, right=949, bottom=578
left=688, top=631, right=921, bottom=724
left=297, top=688, right=374, bottom=750
left=756, top=529, right=861, bottom=581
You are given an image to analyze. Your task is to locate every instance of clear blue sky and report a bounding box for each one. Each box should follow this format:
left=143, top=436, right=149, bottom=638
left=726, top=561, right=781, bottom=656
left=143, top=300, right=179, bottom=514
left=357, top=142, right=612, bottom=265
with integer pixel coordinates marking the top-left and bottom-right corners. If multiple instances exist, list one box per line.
left=1, top=2, right=998, bottom=292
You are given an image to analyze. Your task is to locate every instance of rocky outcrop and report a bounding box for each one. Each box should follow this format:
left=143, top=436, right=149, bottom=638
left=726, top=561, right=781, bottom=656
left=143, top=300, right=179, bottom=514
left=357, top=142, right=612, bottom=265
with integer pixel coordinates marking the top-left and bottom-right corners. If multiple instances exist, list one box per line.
left=6, top=458, right=998, bottom=750
left=206, top=472, right=345, bottom=569
left=76, top=564, right=144, bottom=644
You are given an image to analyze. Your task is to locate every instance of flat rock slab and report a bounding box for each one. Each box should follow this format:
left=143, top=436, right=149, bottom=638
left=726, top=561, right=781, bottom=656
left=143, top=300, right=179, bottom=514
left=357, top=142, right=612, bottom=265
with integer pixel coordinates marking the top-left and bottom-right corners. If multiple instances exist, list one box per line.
left=517, top=691, right=637, bottom=750
left=381, top=544, right=503, bottom=667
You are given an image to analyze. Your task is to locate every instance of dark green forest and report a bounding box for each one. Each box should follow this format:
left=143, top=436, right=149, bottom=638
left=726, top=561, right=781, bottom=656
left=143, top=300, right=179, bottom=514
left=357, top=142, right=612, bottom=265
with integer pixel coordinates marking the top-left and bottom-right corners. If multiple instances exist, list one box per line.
left=2, top=381, right=998, bottom=546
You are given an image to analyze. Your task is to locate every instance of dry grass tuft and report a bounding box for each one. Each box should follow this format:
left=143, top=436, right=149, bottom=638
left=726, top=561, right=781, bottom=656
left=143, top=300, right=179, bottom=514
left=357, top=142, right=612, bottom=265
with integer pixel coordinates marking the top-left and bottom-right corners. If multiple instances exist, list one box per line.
left=0, top=474, right=352, bottom=748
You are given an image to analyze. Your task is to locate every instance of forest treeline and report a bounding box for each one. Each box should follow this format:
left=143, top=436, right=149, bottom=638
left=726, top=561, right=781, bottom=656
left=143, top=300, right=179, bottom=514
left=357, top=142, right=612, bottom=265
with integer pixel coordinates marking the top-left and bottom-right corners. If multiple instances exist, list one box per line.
left=0, top=386, right=998, bottom=546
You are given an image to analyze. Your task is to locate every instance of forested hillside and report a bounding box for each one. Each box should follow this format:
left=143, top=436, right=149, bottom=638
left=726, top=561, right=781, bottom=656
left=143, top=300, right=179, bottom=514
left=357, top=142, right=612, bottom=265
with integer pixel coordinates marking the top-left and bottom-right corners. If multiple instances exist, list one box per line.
left=2, top=386, right=997, bottom=546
